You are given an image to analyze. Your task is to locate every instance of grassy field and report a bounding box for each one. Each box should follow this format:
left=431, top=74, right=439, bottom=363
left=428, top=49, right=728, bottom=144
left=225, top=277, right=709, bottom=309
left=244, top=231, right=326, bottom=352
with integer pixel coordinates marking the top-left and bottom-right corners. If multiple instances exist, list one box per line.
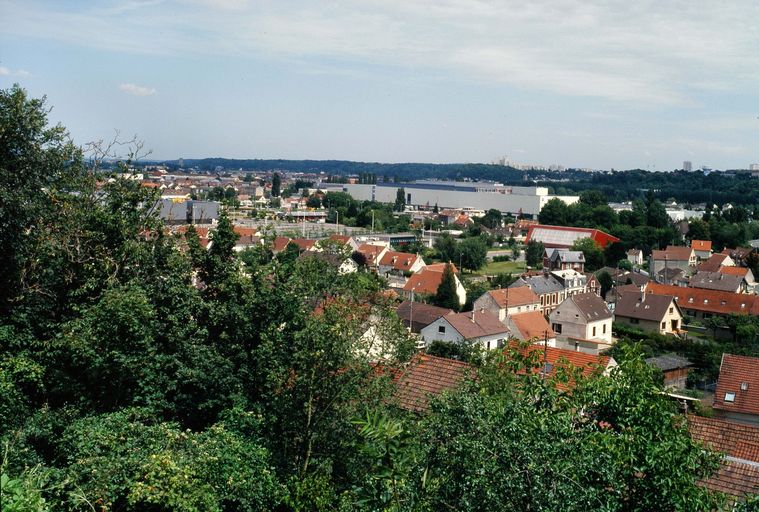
left=473, top=260, right=526, bottom=275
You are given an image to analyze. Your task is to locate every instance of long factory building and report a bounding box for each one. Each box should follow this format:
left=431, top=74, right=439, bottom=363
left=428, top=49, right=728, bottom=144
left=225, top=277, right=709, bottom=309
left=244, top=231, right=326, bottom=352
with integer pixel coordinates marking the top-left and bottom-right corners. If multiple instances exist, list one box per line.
left=329, top=181, right=579, bottom=218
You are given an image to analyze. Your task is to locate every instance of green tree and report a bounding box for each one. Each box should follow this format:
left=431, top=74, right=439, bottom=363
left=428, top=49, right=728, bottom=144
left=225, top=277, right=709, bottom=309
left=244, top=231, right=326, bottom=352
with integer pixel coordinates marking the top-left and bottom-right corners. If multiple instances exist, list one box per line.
left=687, top=218, right=710, bottom=242
left=598, top=270, right=614, bottom=298
left=538, top=197, right=570, bottom=226
left=480, top=209, right=503, bottom=229
left=434, top=233, right=459, bottom=263
left=571, top=237, right=605, bottom=271
left=579, top=189, right=608, bottom=208
left=272, top=172, right=281, bottom=197
left=394, top=188, right=406, bottom=212
left=525, top=240, right=545, bottom=267
left=433, top=263, right=460, bottom=311
left=458, top=237, right=488, bottom=271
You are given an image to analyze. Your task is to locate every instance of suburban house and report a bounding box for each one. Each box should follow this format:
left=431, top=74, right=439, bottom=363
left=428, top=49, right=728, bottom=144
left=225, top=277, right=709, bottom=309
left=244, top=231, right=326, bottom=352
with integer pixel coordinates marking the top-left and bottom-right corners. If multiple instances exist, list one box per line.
left=525, top=224, right=620, bottom=249
left=472, top=287, right=541, bottom=322
left=627, top=249, right=644, bottom=266
left=689, top=271, right=747, bottom=294
left=420, top=310, right=510, bottom=350
left=505, top=311, right=556, bottom=345
left=395, top=301, right=453, bottom=334
left=290, top=238, right=318, bottom=252
left=271, top=236, right=292, bottom=254
left=645, top=283, right=759, bottom=320
left=402, top=267, right=466, bottom=307
left=297, top=251, right=358, bottom=274
left=544, top=249, right=585, bottom=272
left=691, top=239, right=713, bottom=260
left=551, top=269, right=588, bottom=297
left=548, top=292, right=614, bottom=354
left=614, top=291, right=684, bottom=335
left=722, top=247, right=753, bottom=267
left=650, top=246, right=696, bottom=282
left=327, top=234, right=359, bottom=251
left=688, top=415, right=759, bottom=500
left=510, top=273, right=567, bottom=315
left=378, top=251, right=426, bottom=277
left=719, top=266, right=757, bottom=293
left=713, top=354, right=759, bottom=426
left=645, top=354, right=692, bottom=389
left=393, top=354, right=474, bottom=412
left=356, top=243, right=389, bottom=269
left=698, top=253, right=735, bottom=272
left=585, top=272, right=601, bottom=296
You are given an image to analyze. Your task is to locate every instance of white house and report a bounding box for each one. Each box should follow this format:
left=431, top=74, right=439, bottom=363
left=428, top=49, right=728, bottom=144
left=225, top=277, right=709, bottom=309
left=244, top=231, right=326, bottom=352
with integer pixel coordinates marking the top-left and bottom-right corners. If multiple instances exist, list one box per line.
left=420, top=310, right=510, bottom=350
left=473, top=287, right=541, bottom=322
left=549, top=292, right=614, bottom=354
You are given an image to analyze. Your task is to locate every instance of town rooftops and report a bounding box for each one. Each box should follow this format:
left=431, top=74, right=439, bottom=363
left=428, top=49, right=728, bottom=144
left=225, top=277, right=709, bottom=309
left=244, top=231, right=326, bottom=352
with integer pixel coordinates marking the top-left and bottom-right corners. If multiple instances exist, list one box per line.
left=508, top=311, right=555, bottom=341
left=272, top=236, right=292, bottom=253
left=444, top=310, right=510, bottom=340
left=394, top=354, right=474, bottom=412
left=510, top=273, right=564, bottom=295
left=425, top=262, right=459, bottom=274
left=652, top=245, right=694, bottom=262
left=615, top=291, right=677, bottom=322
left=719, top=266, right=750, bottom=278
left=689, top=271, right=744, bottom=292
left=396, top=301, right=453, bottom=332
left=525, top=224, right=620, bottom=248
left=691, top=240, right=713, bottom=252
left=379, top=251, right=423, bottom=271
left=486, top=287, right=540, bottom=309
left=403, top=268, right=448, bottom=296
left=570, top=292, right=612, bottom=320
left=645, top=354, right=692, bottom=372
left=356, top=243, right=386, bottom=264
left=548, top=249, right=585, bottom=263
left=713, top=354, right=759, bottom=417
left=506, top=342, right=614, bottom=389
left=698, top=253, right=730, bottom=272
left=645, top=283, right=759, bottom=317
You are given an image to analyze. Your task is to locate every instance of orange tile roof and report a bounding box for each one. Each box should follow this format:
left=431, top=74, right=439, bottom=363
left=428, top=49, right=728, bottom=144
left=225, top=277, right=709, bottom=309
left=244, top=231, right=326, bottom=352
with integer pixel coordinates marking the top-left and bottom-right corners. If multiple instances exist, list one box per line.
left=691, top=240, right=712, bottom=252
left=379, top=251, right=423, bottom=271
left=444, top=310, right=509, bottom=340
left=698, top=459, right=759, bottom=498
left=395, top=354, right=474, bottom=412
left=506, top=342, right=611, bottom=390
left=290, top=238, right=317, bottom=251
left=233, top=225, right=257, bottom=237
left=689, top=415, right=759, bottom=463
left=713, top=354, right=759, bottom=416
left=403, top=268, right=446, bottom=295
left=272, top=236, right=292, bottom=252
left=652, top=246, right=694, bottom=262
left=719, top=266, right=749, bottom=277
left=487, top=287, right=540, bottom=308
left=328, top=234, right=352, bottom=244
left=425, top=262, right=459, bottom=274
left=645, top=283, right=758, bottom=317
left=508, top=311, right=555, bottom=341
left=357, top=243, right=386, bottom=264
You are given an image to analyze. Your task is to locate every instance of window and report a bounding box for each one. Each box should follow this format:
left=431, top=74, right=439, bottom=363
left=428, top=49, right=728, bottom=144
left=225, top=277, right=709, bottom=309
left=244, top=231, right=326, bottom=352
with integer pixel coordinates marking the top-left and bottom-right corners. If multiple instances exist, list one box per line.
left=669, top=307, right=673, bottom=314
left=741, top=382, right=749, bottom=391
left=592, top=326, right=596, bottom=337
left=725, top=392, right=736, bottom=403
left=603, top=324, right=607, bottom=334
left=552, top=323, right=562, bottom=334
left=661, top=322, right=666, bottom=329
left=438, top=325, right=446, bottom=334
left=630, top=318, right=639, bottom=324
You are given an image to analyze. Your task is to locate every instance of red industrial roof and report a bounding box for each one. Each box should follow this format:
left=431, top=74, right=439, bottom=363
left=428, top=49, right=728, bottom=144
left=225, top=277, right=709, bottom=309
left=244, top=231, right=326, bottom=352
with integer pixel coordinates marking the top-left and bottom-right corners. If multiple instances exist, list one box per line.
left=713, top=354, right=759, bottom=417
left=525, top=224, right=619, bottom=248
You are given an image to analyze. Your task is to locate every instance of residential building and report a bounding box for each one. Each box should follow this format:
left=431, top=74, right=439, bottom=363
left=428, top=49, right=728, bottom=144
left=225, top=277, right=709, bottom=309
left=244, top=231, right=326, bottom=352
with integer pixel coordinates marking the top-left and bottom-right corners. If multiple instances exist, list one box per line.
left=549, top=292, right=613, bottom=354
left=544, top=249, right=585, bottom=271
left=720, top=266, right=757, bottom=293
left=297, top=251, right=358, bottom=275
left=722, top=247, right=753, bottom=267
left=472, top=287, right=541, bottom=322
left=506, top=311, right=556, bottom=345
left=698, top=253, right=735, bottom=272
left=327, top=234, right=359, bottom=251
left=713, top=354, right=759, bottom=425
left=402, top=267, right=466, bottom=306
left=420, top=310, right=510, bottom=350
left=689, top=271, right=747, bottom=294
left=356, top=243, right=389, bottom=269
left=525, top=224, right=620, bottom=249
left=551, top=269, right=588, bottom=297
left=691, top=239, right=712, bottom=260
left=396, top=301, right=453, bottom=334
left=378, top=251, right=426, bottom=277
left=650, top=246, right=696, bottom=281
left=393, top=354, right=474, bottom=412
left=510, top=273, right=566, bottom=315
left=614, top=291, right=684, bottom=335
left=627, top=249, right=644, bottom=266
left=645, top=283, right=759, bottom=320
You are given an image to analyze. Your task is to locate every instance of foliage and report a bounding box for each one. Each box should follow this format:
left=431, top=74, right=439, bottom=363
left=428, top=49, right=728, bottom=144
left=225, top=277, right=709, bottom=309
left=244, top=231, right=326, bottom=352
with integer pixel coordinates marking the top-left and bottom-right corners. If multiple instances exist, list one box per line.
left=458, top=236, right=488, bottom=271
left=525, top=240, right=545, bottom=267
left=433, top=233, right=458, bottom=264
left=571, top=237, right=605, bottom=271
left=433, top=263, right=459, bottom=311
left=271, top=172, right=281, bottom=197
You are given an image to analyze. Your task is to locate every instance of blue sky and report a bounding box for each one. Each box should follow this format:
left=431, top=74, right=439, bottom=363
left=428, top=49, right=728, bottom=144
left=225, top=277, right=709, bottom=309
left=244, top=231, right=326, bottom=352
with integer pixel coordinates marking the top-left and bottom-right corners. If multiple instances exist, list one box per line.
left=2, top=0, right=758, bottom=170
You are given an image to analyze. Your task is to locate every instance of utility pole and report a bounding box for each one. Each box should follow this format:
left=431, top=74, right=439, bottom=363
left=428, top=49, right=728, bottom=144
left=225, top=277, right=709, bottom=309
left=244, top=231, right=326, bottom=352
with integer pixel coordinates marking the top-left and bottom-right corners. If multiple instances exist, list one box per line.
left=371, top=210, right=375, bottom=234
left=542, top=329, right=549, bottom=379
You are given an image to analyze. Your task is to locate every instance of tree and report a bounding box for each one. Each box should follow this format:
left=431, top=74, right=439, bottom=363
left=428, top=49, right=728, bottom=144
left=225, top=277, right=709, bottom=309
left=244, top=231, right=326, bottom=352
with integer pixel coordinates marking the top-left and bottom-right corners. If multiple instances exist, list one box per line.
left=434, top=233, right=459, bottom=263
left=687, top=218, right=710, bottom=241
left=598, top=271, right=614, bottom=299
left=538, top=198, right=570, bottom=226
left=272, top=172, right=281, bottom=197
left=571, top=237, right=604, bottom=271
left=480, top=209, right=503, bottom=229
left=434, top=263, right=459, bottom=311
left=525, top=240, right=545, bottom=267
left=603, top=241, right=627, bottom=267
left=458, top=237, right=488, bottom=272
left=579, top=189, right=608, bottom=208
left=394, top=188, right=406, bottom=212
left=645, top=190, right=669, bottom=228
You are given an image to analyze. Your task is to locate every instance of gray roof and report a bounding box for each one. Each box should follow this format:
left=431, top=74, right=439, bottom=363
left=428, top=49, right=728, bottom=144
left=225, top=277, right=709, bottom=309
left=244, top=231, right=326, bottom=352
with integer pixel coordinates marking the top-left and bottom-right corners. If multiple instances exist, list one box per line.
left=397, top=302, right=453, bottom=331
left=646, top=354, right=692, bottom=371
left=615, top=291, right=677, bottom=322
left=510, top=274, right=564, bottom=295
left=571, top=292, right=612, bottom=320
left=550, top=249, right=585, bottom=264
left=689, top=271, right=743, bottom=292
left=444, top=310, right=510, bottom=340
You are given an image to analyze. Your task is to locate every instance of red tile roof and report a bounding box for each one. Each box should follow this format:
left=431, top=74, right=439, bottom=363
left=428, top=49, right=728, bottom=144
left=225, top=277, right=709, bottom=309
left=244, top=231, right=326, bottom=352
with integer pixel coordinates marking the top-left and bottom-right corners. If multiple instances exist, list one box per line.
left=691, top=240, right=713, bottom=252
left=425, top=262, right=459, bottom=274
left=652, top=245, right=694, bottom=262
left=689, top=415, right=759, bottom=463
left=719, top=266, right=750, bottom=277
left=699, top=459, right=759, bottom=498
left=698, top=253, right=729, bottom=272
left=508, top=311, right=555, bottom=341
left=403, top=268, right=447, bottom=295
left=290, top=238, right=317, bottom=251
left=379, top=251, right=423, bottom=272
left=394, top=354, right=474, bottom=412
left=357, top=243, right=386, bottom=265
left=487, top=287, right=540, bottom=309
left=272, top=236, right=292, bottom=252
left=233, top=225, right=257, bottom=237
left=506, top=342, right=612, bottom=390
left=645, top=283, right=759, bottom=317
left=713, top=354, right=759, bottom=416
left=444, top=310, right=509, bottom=340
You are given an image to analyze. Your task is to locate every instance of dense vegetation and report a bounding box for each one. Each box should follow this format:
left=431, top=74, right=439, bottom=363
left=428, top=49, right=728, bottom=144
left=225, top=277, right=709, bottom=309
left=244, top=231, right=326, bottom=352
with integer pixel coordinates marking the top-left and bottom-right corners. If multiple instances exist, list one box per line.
left=0, top=85, right=750, bottom=510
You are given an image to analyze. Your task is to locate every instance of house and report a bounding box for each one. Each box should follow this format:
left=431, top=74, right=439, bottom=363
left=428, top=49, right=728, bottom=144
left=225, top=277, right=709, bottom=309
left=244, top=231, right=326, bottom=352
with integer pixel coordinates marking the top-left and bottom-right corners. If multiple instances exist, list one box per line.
left=627, top=249, right=644, bottom=266
left=719, top=266, right=757, bottom=293
left=544, top=249, right=585, bottom=272
left=691, top=239, right=713, bottom=260
left=506, top=311, right=556, bottom=345
left=614, top=291, right=684, bottom=335
left=393, top=354, right=474, bottom=412
left=356, top=243, right=389, bottom=269
left=548, top=292, right=613, bottom=354
left=328, top=234, right=359, bottom=251
left=420, top=310, right=510, bottom=350
left=722, top=247, right=753, bottom=267
left=585, top=272, right=601, bottom=296
left=698, top=253, right=734, bottom=272
left=472, top=287, right=541, bottom=322
left=298, top=251, right=358, bottom=274
left=378, top=251, right=426, bottom=277
left=688, top=415, right=759, bottom=500
left=510, top=273, right=566, bottom=315
left=525, top=224, right=620, bottom=249
left=402, top=267, right=466, bottom=306
left=289, top=238, right=318, bottom=253
left=396, top=301, right=453, bottom=333
left=689, top=271, right=746, bottom=294
left=233, top=234, right=262, bottom=252
left=271, top=236, right=292, bottom=254
left=650, top=246, right=697, bottom=281
left=713, top=354, right=759, bottom=425
left=645, top=354, right=692, bottom=388
left=645, top=283, right=759, bottom=320
left=551, top=269, right=588, bottom=297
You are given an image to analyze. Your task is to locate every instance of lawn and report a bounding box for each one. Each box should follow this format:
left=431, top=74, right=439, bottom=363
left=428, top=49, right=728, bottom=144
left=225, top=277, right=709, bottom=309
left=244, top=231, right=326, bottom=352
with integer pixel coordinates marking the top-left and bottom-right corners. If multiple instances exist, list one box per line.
left=473, top=259, right=526, bottom=275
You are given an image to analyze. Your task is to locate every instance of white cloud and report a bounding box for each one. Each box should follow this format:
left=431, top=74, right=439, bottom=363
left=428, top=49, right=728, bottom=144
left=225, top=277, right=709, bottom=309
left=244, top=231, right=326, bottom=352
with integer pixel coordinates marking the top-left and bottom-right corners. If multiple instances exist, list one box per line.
left=119, top=83, right=157, bottom=96
left=0, top=66, right=30, bottom=77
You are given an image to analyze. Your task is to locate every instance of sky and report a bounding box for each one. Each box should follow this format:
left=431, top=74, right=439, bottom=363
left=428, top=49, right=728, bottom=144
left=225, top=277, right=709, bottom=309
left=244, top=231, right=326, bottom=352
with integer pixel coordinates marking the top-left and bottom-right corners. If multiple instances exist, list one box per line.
left=1, top=0, right=759, bottom=170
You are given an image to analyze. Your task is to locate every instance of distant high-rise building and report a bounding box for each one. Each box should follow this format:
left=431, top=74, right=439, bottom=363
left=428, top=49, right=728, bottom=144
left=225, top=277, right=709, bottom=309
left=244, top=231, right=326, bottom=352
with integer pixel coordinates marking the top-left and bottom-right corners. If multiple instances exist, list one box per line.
left=178, top=157, right=185, bottom=169
left=750, top=163, right=759, bottom=171
left=682, top=161, right=692, bottom=172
